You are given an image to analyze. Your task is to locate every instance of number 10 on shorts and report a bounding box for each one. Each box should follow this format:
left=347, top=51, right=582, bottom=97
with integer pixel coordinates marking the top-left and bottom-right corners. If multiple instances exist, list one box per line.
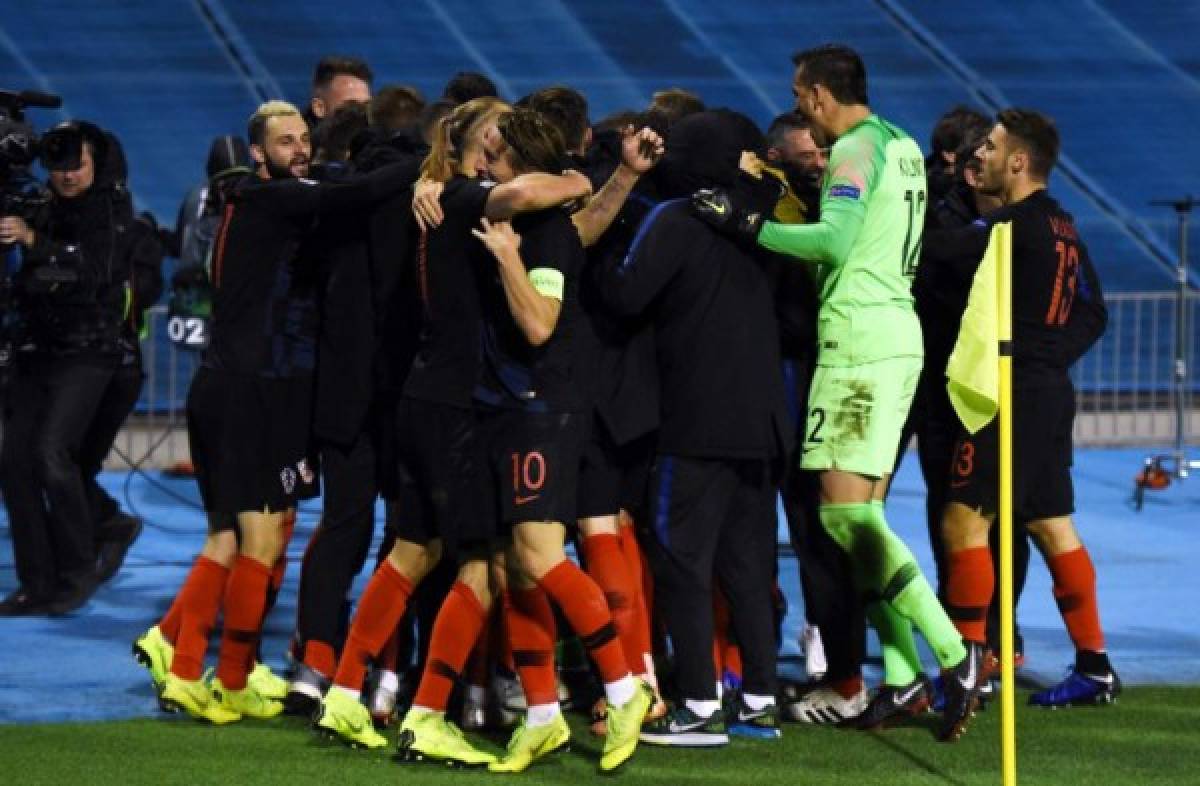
left=511, top=451, right=546, bottom=505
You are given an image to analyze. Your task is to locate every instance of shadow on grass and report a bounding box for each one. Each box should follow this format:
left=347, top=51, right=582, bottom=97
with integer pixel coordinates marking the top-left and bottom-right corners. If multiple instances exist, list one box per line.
left=861, top=725, right=967, bottom=786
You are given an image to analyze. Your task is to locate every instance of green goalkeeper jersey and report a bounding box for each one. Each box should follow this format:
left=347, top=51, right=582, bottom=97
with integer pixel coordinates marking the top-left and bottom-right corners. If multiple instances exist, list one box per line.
left=757, top=113, right=926, bottom=366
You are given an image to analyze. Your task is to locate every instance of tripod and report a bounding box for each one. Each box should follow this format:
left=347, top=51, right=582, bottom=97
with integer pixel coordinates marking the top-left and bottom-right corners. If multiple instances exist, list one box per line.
left=1134, top=196, right=1200, bottom=509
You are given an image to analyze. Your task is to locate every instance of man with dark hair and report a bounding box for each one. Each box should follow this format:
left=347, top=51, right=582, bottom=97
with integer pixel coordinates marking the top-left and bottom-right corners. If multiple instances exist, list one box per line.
left=369, top=84, right=426, bottom=135
left=648, top=88, right=705, bottom=126
left=310, top=56, right=373, bottom=122
left=764, top=111, right=827, bottom=221
left=443, top=71, right=498, bottom=104
left=758, top=111, right=869, bottom=725
left=469, top=108, right=653, bottom=773
left=927, top=105, right=990, bottom=203
left=526, top=86, right=591, bottom=155
left=693, top=43, right=983, bottom=741
left=931, top=108, right=1117, bottom=710
left=0, top=124, right=162, bottom=615
left=907, top=124, right=1034, bottom=703
left=313, top=102, right=371, bottom=166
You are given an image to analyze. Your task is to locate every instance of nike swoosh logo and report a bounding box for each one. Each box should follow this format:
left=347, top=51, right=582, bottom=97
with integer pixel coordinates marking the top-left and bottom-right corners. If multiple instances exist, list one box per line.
left=515, top=494, right=540, bottom=505
left=1088, top=673, right=1115, bottom=686
left=699, top=199, right=727, bottom=216
left=345, top=715, right=364, bottom=734
left=958, top=653, right=977, bottom=689
left=892, top=684, right=923, bottom=706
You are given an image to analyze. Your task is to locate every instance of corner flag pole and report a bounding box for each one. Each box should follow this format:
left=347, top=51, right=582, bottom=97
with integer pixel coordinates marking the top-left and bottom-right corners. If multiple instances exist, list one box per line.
left=996, top=222, right=1017, bottom=786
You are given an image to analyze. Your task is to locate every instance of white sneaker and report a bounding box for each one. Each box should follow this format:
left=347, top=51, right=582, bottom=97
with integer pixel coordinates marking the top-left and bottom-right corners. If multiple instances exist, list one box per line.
left=365, top=668, right=399, bottom=727
left=802, top=624, right=827, bottom=681
left=785, top=685, right=868, bottom=725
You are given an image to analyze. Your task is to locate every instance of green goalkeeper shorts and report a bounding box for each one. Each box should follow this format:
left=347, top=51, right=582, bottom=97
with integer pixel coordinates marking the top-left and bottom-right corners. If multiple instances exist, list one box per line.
left=800, top=356, right=921, bottom=479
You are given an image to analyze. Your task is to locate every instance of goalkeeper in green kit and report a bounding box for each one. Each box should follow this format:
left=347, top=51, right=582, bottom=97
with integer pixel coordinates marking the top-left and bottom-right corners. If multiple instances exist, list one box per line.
left=692, top=44, right=983, bottom=741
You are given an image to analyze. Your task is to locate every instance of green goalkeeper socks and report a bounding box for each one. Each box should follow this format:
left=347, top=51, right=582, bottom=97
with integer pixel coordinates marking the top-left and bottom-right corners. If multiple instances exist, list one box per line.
left=865, top=600, right=922, bottom=686
left=819, top=501, right=967, bottom=671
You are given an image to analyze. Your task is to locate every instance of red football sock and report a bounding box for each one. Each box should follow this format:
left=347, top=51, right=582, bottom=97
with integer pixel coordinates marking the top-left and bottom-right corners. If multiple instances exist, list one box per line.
left=946, top=547, right=994, bottom=644
left=830, top=674, right=864, bottom=699
left=411, top=582, right=487, bottom=712
left=537, top=560, right=630, bottom=684
left=712, top=585, right=743, bottom=682
left=377, top=625, right=401, bottom=675
left=622, top=523, right=662, bottom=658
left=504, top=587, right=559, bottom=706
left=617, top=525, right=653, bottom=673
left=1047, top=547, right=1105, bottom=653
left=466, top=607, right=495, bottom=689
left=581, top=533, right=643, bottom=672
left=303, top=640, right=337, bottom=679
left=168, top=556, right=229, bottom=680
left=215, top=556, right=272, bottom=690
left=159, top=555, right=218, bottom=645
left=333, top=560, right=414, bottom=691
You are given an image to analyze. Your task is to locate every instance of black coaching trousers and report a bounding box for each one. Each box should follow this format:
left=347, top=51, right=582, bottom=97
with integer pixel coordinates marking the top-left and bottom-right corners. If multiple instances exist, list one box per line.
left=296, top=427, right=379, bottom=655
left=647, top=455, right=779, bottom=701
left=0, top=355, right=118, bottom=595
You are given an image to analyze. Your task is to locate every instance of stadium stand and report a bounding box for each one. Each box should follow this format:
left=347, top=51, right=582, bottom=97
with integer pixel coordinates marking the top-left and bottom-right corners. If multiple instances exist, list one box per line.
left=1, top=0, right=1195, bottom=410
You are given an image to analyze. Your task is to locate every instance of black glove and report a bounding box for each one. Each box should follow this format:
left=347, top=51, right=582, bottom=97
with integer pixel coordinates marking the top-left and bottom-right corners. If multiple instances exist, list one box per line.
left=690, top=187, right=765, bottom=244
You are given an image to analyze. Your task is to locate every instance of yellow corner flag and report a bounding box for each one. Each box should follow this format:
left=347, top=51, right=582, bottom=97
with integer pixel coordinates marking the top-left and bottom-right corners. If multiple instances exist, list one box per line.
left=945, top=219, right=1017, bottom=786
left=946, top=221, right=1012, bottom=433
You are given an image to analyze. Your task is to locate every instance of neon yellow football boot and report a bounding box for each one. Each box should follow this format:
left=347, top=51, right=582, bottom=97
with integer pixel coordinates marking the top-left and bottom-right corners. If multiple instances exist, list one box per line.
left=159, top=673, right=241, bottom=724
left=132, top=625, right=174, bottom=692
left=395, top=709, right=496, bottom=767
left=247, top=661, right=289, bottom=700
left=489, top=713, right=571, bottom=773
left=211, top=676, right=284, bottom=719
left=314, top=687, right=388, bottom=750
left=600, top=682, right=653, bottom=772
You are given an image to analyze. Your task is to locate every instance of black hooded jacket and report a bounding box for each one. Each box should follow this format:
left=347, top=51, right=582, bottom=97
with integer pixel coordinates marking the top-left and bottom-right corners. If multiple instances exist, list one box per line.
left=600, top=111, right=794, bottom=460
left=18, top=123, right=163, bottom=357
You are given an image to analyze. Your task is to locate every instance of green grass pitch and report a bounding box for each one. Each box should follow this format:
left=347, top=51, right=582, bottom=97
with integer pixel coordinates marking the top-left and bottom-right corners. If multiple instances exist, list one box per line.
left=1, top=687, right=1197, bottom=785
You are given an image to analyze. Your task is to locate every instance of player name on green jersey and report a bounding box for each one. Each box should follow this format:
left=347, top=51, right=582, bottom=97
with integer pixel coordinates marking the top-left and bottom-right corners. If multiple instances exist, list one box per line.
left=759, top=114, right=926, bottom=366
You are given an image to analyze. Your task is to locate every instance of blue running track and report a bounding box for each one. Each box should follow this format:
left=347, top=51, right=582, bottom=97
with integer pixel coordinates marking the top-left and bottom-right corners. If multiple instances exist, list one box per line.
left=1, top=446, right=1196, bottom=724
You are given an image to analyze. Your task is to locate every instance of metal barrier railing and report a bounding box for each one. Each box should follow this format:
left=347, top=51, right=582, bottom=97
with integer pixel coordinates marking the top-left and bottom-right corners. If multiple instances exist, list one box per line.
left=1072, top=291, right=1199, bottom=445
left=120, top=293, right=1200, bottom=467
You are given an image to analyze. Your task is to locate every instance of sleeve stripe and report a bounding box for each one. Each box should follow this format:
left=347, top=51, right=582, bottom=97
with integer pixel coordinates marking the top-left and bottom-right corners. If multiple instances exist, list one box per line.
left=619, top=198, right=686, bottom=271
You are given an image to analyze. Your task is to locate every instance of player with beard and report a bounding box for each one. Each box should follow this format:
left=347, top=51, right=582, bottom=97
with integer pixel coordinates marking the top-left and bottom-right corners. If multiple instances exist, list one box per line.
left=931, top=109, right=1116, bottom=709
left=133, top=101, right=415, bottom=724
left=692, top=45, right=983, bottom=741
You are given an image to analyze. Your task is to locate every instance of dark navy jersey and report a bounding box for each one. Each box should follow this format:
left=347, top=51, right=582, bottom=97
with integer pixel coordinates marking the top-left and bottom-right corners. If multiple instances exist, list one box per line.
left=474, top=207, right=586, bottom=414
left=203, top=165, right=410, bottom=379
left=924, top=189, right=1107, bottom=387
left=402, top=175, right=495, bottom=407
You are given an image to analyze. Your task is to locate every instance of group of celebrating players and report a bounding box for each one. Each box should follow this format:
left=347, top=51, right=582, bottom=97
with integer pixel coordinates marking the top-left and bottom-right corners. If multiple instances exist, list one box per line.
left=129, top=43, right=1120, bottom=773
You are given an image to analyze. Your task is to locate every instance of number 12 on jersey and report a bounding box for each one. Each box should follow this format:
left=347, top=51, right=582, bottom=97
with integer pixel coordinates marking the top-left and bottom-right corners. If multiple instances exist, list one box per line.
left=900, top=189, right=925, bottom=278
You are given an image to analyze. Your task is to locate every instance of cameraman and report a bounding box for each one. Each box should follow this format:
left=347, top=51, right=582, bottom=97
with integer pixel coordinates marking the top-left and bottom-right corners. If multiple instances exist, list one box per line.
left=0, top=122, right=162, bottom=616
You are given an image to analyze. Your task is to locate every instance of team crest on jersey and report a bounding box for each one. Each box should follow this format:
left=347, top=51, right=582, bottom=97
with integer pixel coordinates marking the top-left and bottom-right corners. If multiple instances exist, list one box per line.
left=280, top=467, right=297, bottom=494
left=297, top=459, right=314, bottom=485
